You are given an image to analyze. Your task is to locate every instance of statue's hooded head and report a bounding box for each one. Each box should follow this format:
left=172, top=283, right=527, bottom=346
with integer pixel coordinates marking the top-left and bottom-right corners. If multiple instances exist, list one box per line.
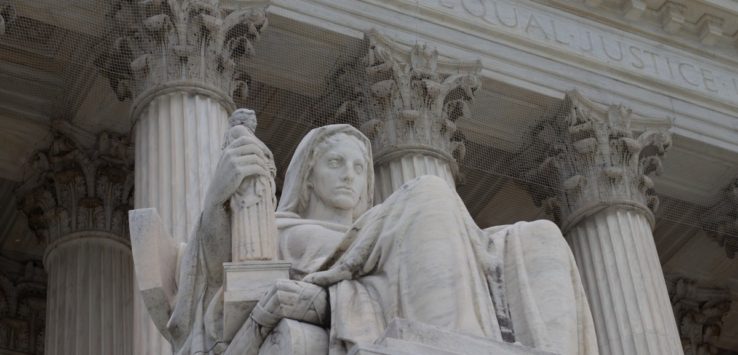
left=277, top=124, right=374, bottom=221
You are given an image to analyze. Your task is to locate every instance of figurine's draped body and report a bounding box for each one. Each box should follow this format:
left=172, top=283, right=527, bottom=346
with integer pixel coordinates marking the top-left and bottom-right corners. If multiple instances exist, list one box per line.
left=168, top=124, right=598, bottom=355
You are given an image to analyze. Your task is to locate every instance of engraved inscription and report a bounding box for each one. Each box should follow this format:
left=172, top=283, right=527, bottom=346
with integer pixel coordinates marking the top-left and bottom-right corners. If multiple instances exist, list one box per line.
left=415, top=0, right=738, bottom=102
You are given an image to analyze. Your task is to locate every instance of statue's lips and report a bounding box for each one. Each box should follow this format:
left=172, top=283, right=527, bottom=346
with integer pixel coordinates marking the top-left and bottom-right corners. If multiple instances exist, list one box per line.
left=335, top=186, right=355, bottom=194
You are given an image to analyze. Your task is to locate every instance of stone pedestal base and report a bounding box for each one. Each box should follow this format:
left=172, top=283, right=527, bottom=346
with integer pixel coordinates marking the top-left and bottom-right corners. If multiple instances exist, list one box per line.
left=349, top=319, right=556, bottom=355
left=223, top=260, right=291, bottom=341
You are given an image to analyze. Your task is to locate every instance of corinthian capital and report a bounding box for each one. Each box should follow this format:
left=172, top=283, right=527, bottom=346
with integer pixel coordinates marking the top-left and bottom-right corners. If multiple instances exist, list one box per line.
left=524, top=90, right=672, bottom=231
left=96, top=0, right=270, bottom=108
left=667, top=276, right=732, bottom=355
left=336, top=30, right=481, bottom=181
left=16, top=128, right=133, bottom=245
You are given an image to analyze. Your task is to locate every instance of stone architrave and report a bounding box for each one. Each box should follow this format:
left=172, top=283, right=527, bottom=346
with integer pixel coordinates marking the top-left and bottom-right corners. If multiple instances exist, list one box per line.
left=97, top=1, right=271, bottom=353
left=666, top=276, right=732, bottom=355
left=701, top=179, right=738, bottom=258
left=336, top=30, right=480, bottom=201
left=16, top=129, right=134, bottom=355
left=524, top=90, right=682, bottom=355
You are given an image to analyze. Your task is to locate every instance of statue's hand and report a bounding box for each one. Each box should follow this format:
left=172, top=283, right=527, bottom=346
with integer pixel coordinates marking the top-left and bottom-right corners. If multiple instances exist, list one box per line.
left=302, top=265, right=353, bottom=287
left=205, top=135, right=272, bottom=208
left=253, top=280, right=328, bottom=328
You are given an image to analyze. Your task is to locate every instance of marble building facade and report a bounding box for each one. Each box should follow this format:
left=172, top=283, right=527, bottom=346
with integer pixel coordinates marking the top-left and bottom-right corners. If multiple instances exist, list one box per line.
left=0, top=0, right=737, bottom=354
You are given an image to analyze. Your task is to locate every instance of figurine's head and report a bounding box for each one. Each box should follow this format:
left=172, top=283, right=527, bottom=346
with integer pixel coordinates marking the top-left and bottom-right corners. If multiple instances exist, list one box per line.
left=230, top=108, right=258, bottom=132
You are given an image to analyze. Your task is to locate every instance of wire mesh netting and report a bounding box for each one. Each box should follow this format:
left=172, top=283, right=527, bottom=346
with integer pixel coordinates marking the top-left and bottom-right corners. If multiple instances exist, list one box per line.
left=2, top=1, right=738, bottom=354
left=0, top=0, right=735, bottom=270
left=0, top=0, right=735, bottom=255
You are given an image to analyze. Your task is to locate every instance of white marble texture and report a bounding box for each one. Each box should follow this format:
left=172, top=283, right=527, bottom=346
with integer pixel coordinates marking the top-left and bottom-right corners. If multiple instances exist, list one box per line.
left=159, top=124, right=597, bottom=355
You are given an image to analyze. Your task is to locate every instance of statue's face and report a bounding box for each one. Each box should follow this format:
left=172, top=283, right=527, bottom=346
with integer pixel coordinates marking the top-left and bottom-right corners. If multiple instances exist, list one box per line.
left=309, top=135, right=368, bottom=211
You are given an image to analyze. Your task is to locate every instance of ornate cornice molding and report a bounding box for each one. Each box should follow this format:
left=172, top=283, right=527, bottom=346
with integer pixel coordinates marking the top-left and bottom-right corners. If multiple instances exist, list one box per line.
left=667, top=275, right=732, bottom=355
left=523, top=90, right=672, bottom=231
left=16, top=127, right=134, bottom=246
left=96, top=0, right=270, bottom=107
left=336, top=30, right=481, bottom=181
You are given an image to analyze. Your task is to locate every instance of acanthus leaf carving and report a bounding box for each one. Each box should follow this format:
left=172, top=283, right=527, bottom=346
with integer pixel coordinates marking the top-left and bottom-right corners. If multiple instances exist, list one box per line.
left=96, top=0, right=270, bottom=103
left=336, top=30, right=481, bottom=182
left=522, top=90, right=672, bottom=231
left=0, top=259, right=46, bottom=354
left=16, top=127, right=133, bottom=245
left=667, top=275, right=732, bottom=355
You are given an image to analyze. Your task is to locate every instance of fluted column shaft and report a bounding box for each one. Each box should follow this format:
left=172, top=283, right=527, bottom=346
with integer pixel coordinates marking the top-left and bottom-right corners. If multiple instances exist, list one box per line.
left=132, top=91, right=229, bottom=354
left=44, top=232, right=133, bottom=355
left=134, top=92, right=229, bottom=243
left=525, top=90, right=681, bottom=355
left=567, top=208, right=681, bottom=355
left=374, top=153, right=455, bottom=202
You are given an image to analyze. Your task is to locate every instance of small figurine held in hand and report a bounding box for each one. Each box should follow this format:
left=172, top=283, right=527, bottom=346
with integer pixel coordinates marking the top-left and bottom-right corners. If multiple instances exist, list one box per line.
left=225, top=108, right=278, bottom=261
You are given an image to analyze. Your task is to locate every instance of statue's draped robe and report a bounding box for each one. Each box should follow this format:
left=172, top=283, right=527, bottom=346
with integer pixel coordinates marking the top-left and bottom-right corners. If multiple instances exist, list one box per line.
left=279, top=176, right=597, bottom=355
left=167, top=125, right=597, bottom=354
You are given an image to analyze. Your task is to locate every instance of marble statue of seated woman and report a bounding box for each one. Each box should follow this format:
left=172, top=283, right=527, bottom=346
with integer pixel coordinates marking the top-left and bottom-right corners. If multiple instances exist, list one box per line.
left=166, top=124, right=598, bottom=355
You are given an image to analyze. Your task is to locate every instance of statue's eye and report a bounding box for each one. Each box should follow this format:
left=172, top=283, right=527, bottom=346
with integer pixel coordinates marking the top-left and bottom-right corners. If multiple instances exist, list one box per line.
left=354, top=164, right=364, bottom=174
left=328, top=158, right=341, bottom=168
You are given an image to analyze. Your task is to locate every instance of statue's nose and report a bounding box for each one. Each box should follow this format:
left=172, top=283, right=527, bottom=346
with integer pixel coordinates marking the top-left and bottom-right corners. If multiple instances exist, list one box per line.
left=342, top=166, right=355, bottom=182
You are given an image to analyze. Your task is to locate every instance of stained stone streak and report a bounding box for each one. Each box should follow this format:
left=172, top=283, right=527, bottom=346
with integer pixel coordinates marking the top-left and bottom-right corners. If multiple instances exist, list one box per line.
left=44, top=233, right=132, bottom=355
left=567, top=208, right=682, bottom=355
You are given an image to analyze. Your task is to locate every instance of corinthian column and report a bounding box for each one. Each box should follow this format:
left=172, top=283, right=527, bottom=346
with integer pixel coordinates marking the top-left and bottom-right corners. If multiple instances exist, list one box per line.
left=17, top=130, right=134, bottom=355
left=337, top=31, right=480, bottom=201
left=526, top=91, right=681, bottom=355
left=667, top=276, right=732, bottom=355
left=96, top=1, right=271, bottom=353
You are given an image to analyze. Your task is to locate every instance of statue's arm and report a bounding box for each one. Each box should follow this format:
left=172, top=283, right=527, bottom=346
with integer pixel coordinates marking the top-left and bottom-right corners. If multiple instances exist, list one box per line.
left=303, top=207, right=382, bottom=286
